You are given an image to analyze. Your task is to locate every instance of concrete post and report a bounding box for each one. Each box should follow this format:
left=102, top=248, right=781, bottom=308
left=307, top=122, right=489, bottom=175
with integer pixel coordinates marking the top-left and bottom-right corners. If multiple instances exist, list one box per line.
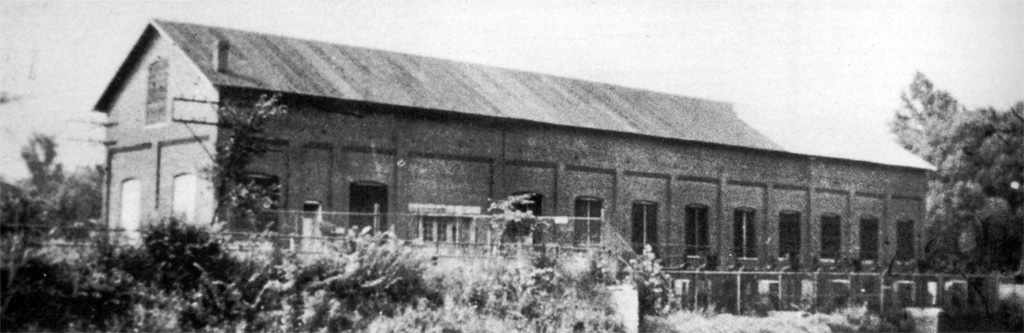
left=608, top=284, right=639, bottom=333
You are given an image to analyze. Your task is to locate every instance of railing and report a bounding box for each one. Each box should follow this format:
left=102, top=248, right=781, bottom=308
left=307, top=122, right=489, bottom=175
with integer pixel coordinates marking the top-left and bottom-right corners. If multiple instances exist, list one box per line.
left=664, top=269, right=1017, bottom=315
left=5, top=220, right=1017, bottom=316
left=258, top=210, right=616, bottom=255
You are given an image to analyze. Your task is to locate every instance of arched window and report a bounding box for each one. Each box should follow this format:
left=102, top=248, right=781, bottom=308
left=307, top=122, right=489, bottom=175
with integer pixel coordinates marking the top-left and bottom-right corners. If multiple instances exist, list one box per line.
left=573, top=196, right=603, bottom=244
left=684, top=204, right=710, bottom=256
left=119, top=179, right=141, bottom=231
left=172, top=173, right=197, bottom=223
left=820, top=214, right=842, bottom=259
left=733, top=208, right=757, bottom=258
left=145, top=58, right=169, bottom=124
left=859, top=216, right=879, bottom=261
left=779, top=211, right=801, bottom=258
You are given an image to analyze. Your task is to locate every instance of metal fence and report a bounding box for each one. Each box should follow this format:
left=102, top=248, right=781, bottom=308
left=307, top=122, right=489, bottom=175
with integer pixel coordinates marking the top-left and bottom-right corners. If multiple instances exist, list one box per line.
left=6, top=214, right=1017, bottom=317
left=267, top=210, right=631, bottom=255
left=1, top=210, right=624, bottom=257
left=664, top=269, right=1016, bottom=314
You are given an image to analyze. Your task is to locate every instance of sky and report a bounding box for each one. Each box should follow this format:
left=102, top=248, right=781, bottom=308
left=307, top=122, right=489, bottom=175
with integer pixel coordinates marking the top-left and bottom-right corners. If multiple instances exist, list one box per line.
left=1, top=0, right=1022, bottom=180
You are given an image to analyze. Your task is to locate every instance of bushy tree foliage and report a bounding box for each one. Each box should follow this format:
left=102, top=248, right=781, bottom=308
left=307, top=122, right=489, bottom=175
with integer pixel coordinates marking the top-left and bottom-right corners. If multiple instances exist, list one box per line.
left=890, top=72, right=1023, bottom=273
left=1, top=134, right=102, bottom=231
left=488, top=194, right=541, bottom=243
left=210, top=94, right=287, bottom=229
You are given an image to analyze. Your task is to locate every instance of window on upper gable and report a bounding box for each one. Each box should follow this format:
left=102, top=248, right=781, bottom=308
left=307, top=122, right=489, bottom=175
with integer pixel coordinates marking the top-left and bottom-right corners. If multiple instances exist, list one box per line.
left=145, top=58, right=169, bottom=125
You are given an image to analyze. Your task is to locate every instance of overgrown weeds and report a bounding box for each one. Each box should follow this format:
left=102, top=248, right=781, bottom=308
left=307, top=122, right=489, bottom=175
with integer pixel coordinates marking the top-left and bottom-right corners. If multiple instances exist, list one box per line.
left=1, top=220, right=632, bottom=332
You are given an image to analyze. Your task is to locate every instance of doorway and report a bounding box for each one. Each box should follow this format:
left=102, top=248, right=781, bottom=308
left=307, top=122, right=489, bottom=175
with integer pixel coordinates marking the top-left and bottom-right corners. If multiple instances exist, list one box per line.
left=349, top=182, right=388, bottom=231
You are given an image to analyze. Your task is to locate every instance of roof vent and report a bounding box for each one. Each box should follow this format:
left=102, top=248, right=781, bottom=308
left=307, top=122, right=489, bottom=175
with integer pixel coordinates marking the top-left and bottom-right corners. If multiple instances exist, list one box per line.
left=212, top=39, right=230, bottom=72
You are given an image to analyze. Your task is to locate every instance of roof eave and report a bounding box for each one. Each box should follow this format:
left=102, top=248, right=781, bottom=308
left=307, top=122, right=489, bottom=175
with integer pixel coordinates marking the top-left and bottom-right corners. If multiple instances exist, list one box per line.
left=93, top=23, right=159, bottom=112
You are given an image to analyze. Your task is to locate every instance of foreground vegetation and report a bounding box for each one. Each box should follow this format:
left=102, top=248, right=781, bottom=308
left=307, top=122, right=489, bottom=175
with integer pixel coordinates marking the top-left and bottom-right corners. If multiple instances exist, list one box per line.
left=1, top=220, right=631, bottom=332
left=3, top=221, right=1020, bottom=332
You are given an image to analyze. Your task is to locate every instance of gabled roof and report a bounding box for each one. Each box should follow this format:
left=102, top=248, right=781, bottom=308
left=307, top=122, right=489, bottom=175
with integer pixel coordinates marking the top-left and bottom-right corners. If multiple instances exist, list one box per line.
left=95, top=19, right=934, bottom=170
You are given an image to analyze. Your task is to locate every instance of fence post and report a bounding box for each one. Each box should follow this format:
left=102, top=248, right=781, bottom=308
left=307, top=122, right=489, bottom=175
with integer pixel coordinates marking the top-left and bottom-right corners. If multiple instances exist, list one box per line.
left=372, top=204, right=380, bottom=233
left=694, top=272, right=700, bottom=309
left=813, top=271, right=819, bottom=311
left=778, top=272, right=784, bottom=310
left=879, top=274, right=886, bottom=313
left=736, top=272, right=742, bottom=314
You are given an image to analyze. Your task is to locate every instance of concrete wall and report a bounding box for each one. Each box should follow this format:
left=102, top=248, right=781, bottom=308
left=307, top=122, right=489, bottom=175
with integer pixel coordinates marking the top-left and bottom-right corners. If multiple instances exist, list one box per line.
left=104, top=32, right=219, bottom=229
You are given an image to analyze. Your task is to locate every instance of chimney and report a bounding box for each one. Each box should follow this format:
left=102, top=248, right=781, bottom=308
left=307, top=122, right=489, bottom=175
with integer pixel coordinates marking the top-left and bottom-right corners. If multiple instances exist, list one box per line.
left=213, top=39, right=230, bottom=72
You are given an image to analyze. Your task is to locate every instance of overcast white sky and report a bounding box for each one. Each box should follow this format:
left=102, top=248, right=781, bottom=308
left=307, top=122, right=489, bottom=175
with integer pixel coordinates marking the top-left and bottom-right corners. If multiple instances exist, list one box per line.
left=2, top=0, right=1022, bottom=179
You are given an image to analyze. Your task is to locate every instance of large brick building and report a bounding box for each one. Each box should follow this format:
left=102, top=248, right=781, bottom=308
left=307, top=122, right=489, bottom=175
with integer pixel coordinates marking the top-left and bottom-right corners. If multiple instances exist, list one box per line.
left=94, top=20, right=932, bottom=268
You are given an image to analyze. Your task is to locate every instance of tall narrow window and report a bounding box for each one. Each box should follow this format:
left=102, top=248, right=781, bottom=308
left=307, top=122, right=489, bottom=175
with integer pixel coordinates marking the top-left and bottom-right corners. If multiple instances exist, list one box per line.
left=733, top=208, right=757, bottom=258
left=631, top=202, right=658, bottom=253
left=145, top=58, right=169, bottom=124
left=820, top=214, right=842, bottom=259
left=685, top=205, right=710, bottom=256
left=119, top=179, right=141, bottom=231
left=779, top=211, right=801, bottom=258
left=172, top=173, right=197, bottom=223
left=573, top=197, right=602, bottom=244
left=896, top=219, right=915, bottom=260
left=350, top=182, right=388, bottom=231
left=860, top=217, right=879, bottom=261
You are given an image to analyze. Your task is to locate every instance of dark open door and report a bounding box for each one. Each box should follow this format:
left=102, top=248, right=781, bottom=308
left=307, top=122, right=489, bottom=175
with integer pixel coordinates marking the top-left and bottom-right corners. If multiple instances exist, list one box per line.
left=350, top=182, right=388, bottom=231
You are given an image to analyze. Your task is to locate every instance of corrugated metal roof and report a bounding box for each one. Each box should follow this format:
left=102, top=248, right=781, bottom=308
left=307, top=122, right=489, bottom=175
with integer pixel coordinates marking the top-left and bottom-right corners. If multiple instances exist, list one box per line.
left=149, top=19, right=782, bottom=152
left=96, top=19, right=933, bottom=170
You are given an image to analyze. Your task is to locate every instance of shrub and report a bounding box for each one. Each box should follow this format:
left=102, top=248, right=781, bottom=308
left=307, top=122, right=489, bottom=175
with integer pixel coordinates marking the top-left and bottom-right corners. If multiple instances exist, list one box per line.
left=420, top=251, right=626, bottom=332
left=939, top=297, right=1023, bottom=333
left=488, top=194, right=542, bottom=243
left=366, top=301, right=521, bottom=333
left=630, top=245, right=677, bottom=316
left=141, top=219, right=237, bottom=292
left=1, top=237, right=140, bottom=331
left=1, top=220, right=637, bottom=332
left=251, top=227, right=439, bottom=332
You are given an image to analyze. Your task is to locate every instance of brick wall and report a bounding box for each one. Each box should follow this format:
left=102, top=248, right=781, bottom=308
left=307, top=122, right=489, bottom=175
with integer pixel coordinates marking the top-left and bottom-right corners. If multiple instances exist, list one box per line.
left=103, top=31, right=219, bottom=229
left=234, top=99, right=928, bottom=268
left=103, top=39, right=928, bottom=268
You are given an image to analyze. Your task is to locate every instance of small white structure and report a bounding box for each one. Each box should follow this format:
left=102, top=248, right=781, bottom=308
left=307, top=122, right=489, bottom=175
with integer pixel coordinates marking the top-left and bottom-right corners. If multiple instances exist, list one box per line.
left=608, top=284, right=639, bottom=333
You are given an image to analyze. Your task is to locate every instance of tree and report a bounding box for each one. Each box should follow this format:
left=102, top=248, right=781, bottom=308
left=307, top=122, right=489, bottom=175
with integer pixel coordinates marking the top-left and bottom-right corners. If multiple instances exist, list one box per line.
left=210, top=94, right=287, bottom=229
left=20, top=134, right=64, bottom=199
left=890, top=72, right=1024, bottom=273
left=1, top=134, right=103, bottom=231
